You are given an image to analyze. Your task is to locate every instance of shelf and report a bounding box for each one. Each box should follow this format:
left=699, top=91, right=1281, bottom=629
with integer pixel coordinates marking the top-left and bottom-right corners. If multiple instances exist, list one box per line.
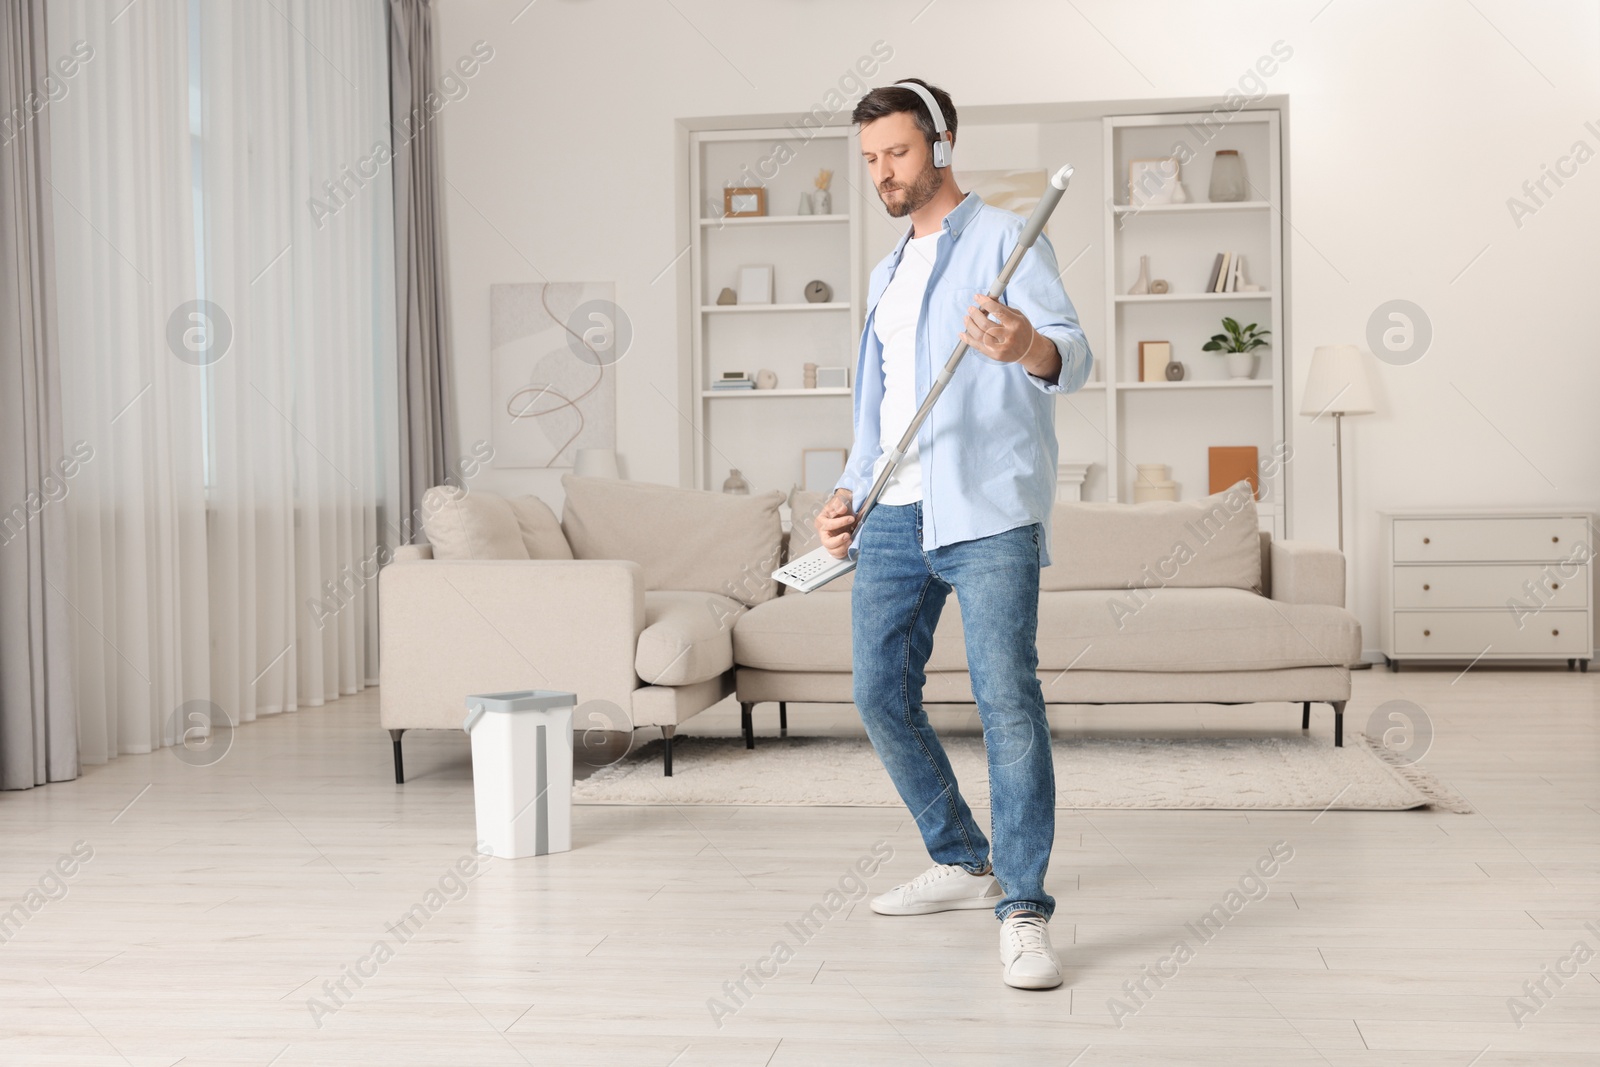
left=1111, top=201, right=1271, bottom=215
left=701, top=302, right=849, bottom=313
left=699, top=214, right=849, bottom=227
left=1119, top=379, right=1273, bottom=390
left=1115, top=292, right=1270, bottom=303
left=701, top=387, right=851, bottom=398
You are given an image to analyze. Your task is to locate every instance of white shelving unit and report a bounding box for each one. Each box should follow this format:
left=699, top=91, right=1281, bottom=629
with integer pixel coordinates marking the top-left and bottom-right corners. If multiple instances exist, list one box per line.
left=1101, top=111, right=1286, bottom=536
left=676, top=102, right=1291, bottom=527
left=685, top=126, right=865, bottom=492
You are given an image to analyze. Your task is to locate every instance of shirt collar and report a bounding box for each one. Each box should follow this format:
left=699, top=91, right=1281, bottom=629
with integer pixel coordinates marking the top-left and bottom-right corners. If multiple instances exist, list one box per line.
left=890, top=190, right=985, bottom=259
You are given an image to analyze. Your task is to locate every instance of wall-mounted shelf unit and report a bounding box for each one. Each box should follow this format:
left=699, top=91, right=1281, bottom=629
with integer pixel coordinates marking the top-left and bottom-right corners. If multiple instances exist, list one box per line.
left=1100, top=110, right=1286, bottom=536
left=677, top=101, right=1291, bottom=529
left=685, top=126, right=864, bottom=493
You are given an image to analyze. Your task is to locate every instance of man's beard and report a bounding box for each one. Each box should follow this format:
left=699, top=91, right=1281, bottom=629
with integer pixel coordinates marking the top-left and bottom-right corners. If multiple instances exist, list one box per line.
left=878, top=161, right=942, bottom=218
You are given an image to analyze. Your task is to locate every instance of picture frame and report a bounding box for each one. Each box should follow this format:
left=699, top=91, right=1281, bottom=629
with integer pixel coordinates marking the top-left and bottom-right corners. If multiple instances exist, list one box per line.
left=1127, top=157, right=1179, bottom=206
left=802, top=448, right=848, bottom=494
left=737, top=264, right=773, bottom=305
left=815, top=366, right=848, bottom=389
left=1138, top=340, right=1172, bottom=382
left=724, top=186, right=767, bottom=218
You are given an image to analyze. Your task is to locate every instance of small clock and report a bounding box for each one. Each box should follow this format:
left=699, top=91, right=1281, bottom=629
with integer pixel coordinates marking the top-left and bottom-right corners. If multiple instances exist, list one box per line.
left=804, top=280, right=832, bottom=303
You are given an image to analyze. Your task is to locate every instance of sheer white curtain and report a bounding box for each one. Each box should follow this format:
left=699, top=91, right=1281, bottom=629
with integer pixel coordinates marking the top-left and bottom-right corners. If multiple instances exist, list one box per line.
left=197, top=1, right=394, bottom=719
left=49, top=0, right=394, bottom=761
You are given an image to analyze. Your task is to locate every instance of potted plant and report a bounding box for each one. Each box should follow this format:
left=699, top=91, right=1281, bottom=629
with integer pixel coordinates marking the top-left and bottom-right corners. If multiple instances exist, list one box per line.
left=1202, top=317, right=1270, bottom=379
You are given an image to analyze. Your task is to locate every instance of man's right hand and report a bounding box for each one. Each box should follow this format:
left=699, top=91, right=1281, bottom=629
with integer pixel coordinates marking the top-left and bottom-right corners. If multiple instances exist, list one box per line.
left=816, top=489, right=856, bottom=559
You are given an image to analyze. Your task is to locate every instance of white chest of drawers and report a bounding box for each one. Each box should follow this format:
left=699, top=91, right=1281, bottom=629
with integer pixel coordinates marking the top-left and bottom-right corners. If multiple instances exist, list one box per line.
left=1378, top=508, right=1595, bottom=672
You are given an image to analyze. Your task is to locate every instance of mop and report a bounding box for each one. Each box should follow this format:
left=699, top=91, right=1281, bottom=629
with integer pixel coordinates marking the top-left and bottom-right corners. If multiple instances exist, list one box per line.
left=774, top=162, right=1075, bottom=593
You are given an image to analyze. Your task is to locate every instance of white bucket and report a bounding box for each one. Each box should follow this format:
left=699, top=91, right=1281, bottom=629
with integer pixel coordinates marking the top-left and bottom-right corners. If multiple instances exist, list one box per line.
left=463, top=689, right=575, bottom=859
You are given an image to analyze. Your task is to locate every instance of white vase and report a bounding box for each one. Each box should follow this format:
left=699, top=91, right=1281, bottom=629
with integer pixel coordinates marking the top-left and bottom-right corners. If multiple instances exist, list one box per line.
left=811, top=189, right=831, bottom=214
left=1128, top=254, right=1150, bottom=295
left=1225, top=350, right=1259, bottom=379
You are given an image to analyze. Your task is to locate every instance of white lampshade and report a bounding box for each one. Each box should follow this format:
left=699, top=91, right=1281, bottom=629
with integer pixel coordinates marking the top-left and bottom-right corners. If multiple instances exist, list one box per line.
left=572, top=448, right=619, bottom=479
left=1300, top=345, right=1376, bottom=417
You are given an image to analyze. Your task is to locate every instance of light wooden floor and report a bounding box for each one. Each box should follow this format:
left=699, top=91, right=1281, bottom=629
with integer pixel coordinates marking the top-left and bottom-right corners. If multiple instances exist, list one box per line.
left=2, top=665, right=1598, bottom=1066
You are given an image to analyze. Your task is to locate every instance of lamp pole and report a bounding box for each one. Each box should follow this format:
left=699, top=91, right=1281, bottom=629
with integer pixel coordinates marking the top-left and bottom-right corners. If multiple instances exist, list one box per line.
left=1334, top=412, right=1345, bottom=554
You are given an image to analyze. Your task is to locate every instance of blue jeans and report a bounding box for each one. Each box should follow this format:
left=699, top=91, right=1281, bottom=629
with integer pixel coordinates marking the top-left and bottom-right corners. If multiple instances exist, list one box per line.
left=851, top=502, right=1056, bottom=922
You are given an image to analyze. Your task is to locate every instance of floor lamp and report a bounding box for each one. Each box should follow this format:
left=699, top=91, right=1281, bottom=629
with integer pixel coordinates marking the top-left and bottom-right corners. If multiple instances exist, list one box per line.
left=1298, top=344, right=1376, bottom=553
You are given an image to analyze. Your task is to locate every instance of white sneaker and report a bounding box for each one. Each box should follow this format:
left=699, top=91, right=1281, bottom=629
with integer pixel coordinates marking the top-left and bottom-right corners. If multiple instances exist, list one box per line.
left=1000, top=912, right=1063, bottom=989
left=869, top=862, right=1001, bottom=915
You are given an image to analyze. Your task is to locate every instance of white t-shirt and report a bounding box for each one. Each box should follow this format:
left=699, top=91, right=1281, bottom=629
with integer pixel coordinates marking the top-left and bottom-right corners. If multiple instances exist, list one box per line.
left=871, top=231, right=940, bottom=504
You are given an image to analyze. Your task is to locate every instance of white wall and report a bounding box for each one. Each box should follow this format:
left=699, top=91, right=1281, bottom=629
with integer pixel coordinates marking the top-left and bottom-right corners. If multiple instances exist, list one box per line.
left=435, top=0, right=1600, bottom=657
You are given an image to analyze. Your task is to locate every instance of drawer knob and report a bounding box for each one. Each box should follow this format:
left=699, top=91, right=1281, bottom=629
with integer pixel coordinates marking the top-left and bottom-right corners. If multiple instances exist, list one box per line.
left=1422, top=583, right=1430, bottom=591
left=1552, top=535, right=1559, bottom=542
left=1553, top=629, right=1560, bottom=636
left=1422, top=536, right=1430, bottom=544
left=1552, top=582, right=1560, bottom=590
left=1423, top=629, right=1431, bottom=637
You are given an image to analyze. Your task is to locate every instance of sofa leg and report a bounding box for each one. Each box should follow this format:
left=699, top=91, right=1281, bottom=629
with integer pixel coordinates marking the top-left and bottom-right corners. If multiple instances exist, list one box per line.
left=779, top=701, right=788, bottom=737
left=662, top=726, right=675, bottom=777
left=740, top=702, right=755, bottom=750
left=1301, top=702, right=1310, bottom=730
left=1331, top=701, right=1345, bottom=748
left=388, top=729, right=406, bottom=784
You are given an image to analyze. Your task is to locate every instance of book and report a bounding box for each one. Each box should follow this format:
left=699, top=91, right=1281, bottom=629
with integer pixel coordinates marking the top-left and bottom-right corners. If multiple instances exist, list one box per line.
left=1138, top=340, right=1172, bottom=382
left=1205, top=252, right=1224, bottom=294
left=1209, top=446, right=1260, bottom=498
left=712, top=380, right=755, bottom=390
left=1214, top=251, right=1232, bottom=293
left=1228, top=252, right=1243, bottom=292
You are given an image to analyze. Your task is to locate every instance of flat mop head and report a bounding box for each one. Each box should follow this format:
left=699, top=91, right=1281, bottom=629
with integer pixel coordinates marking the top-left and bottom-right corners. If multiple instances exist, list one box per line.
left=772, top=544, right=856, bottom=593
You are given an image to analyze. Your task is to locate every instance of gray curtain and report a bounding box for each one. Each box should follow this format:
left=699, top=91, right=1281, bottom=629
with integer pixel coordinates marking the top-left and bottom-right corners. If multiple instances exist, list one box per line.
left=387, top=0, right=457, bottom=545
left=0, top=0, right=80, bottom=788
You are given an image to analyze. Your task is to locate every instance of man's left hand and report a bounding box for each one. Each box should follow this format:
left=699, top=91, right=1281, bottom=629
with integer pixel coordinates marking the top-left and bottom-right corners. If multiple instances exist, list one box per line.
left=962, top=294, right=1061, bottom=383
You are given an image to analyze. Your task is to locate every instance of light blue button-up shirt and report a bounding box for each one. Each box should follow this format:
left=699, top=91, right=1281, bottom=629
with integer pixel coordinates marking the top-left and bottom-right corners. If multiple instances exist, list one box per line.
left=835, top=190, right=1093, bottom=568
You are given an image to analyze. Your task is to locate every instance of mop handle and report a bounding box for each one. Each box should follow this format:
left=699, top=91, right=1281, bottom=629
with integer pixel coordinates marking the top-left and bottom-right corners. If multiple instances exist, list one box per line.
left=850, top=163, right=1075, bottom=534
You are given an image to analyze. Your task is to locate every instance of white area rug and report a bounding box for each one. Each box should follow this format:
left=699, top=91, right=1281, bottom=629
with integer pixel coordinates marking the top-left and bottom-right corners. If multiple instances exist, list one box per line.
left=574, top=734, right=1471, bottom=812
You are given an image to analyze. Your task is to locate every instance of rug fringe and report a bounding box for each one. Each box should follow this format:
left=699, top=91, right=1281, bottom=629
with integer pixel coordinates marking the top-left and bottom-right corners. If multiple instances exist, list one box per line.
left=1356, top=733, right=1474, bottom=813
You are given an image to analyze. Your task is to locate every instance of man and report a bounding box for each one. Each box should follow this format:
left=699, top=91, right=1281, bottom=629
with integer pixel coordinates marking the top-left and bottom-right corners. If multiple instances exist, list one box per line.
left=816, top=78, right=1093, bottom=990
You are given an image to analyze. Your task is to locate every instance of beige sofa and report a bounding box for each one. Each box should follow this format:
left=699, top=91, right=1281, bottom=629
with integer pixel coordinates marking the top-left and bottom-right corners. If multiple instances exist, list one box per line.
left=379, top=477, right=1360, bottom=781
left=378, top=477, right=786, bottom=779
left=733, top=484, right=1361, bottom=754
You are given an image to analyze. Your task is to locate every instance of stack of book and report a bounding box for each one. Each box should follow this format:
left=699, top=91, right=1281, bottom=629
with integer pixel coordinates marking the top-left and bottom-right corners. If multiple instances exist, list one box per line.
left=1204, top=252, right=1257, bottom=294
left=712, top=373, right=754, bottom=391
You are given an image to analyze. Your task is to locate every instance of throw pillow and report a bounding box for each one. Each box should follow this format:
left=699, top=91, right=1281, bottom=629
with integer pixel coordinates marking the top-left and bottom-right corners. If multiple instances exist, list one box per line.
left=560, top=475, right=784, bottom=607
left=1043, top=480, right=1262, bottom=593
left=420, top=485, right=529, bottom=561
left=506, top=494, right=575, bottom=560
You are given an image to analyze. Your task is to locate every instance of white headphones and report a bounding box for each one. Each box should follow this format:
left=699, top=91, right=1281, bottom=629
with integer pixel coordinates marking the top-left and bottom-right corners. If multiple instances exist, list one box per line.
left=893, top=80, right=952, bottom=169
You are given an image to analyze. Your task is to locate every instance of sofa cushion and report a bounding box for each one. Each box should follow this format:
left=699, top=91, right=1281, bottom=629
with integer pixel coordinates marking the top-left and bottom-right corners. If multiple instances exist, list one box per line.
left=734, top=586, right=1358, bottom=674
left=1043, top=481, right=1262, bottom=594
left=420, top=486, right=529, bottom=560
left=507, top=494, right=574, bottom=560
left=636, top=590, right=741, bottom=686
left=560, top=475, right=784, bottom=607
left=784, top=489, right=854, bottom=592
left=1034, top=588, right=1358, bottom=672
left=734, top=591, right=966, bottom=673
